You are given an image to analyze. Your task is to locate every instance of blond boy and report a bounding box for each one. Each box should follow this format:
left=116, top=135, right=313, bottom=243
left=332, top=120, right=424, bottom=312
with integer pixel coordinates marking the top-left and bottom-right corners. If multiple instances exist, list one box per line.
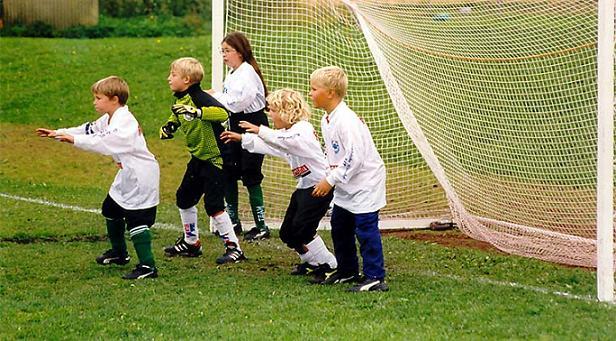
left=36, top=76, right=160, bottom=279
left=310, top=66, right=388, bottom=292
left=161, top=57, right=245, bottom=264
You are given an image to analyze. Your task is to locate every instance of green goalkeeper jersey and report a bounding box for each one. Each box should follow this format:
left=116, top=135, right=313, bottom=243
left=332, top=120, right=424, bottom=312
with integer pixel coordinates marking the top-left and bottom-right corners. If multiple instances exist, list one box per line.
left=167, top=83, right=229, bottom=168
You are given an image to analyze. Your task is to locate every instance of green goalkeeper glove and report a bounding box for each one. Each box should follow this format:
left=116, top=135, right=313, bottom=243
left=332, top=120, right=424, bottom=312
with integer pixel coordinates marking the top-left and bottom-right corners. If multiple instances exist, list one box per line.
left=172, top=104, right=201, bottom=120
left=160, top=121, right=178, bottom=140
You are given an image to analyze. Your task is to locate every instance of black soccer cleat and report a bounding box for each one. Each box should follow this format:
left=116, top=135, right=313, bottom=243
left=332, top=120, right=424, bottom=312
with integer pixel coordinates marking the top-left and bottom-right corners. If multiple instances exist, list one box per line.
left=164, top=237, right=203, bottom=257
left=315, top=270, right=361, bottom=285
left=96, top=249, right=130, bottom=266
left=122, top=264, right=158, bottom=280
left=216, top=247, right=246, bottom=264
left=290, top=262, right=318, bottom=276
left=243, top=227, right=270, bottom=241
left=308, top=263, right=337, bottom=283
left=347, top=278, right=389, bottom=292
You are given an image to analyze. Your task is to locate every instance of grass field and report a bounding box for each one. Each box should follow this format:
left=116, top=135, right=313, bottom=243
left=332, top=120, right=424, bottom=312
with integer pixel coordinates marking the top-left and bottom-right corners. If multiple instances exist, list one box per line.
left=2, top=36, right=616, bottom=339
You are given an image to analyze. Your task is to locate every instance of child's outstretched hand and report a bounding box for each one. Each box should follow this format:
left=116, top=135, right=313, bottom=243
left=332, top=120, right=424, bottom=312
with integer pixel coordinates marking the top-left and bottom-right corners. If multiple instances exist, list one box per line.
left=54, top=134, right=75, bottom=144
left=220, top=131, right=242, bottom=143
left=238, top=121, right=259, bottom=134
left=36, top=128, right=57, bottom=138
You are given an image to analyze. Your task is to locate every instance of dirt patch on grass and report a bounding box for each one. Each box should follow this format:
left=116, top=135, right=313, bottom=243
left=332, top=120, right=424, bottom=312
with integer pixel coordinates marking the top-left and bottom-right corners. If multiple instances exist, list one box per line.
left=383, top=229, right=501, bottom=253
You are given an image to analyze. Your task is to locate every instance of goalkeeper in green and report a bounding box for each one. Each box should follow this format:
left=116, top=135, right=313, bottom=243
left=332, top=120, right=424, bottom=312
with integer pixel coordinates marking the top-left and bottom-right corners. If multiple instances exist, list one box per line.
left=161, top=57, right=246, bottom=264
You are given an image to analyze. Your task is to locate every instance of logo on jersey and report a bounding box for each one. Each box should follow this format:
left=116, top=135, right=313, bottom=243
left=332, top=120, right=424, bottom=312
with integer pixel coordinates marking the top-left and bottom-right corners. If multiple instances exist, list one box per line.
left=292, top=164, right=311, bottom=178
left=331, top=140, right=340, bottom=154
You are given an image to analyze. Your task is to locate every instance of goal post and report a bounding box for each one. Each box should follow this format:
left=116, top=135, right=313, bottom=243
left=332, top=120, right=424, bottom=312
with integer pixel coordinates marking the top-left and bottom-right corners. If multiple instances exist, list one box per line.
left=216, top=0, right=615, bottom=301
left=596, top=0, right=614, bottom=303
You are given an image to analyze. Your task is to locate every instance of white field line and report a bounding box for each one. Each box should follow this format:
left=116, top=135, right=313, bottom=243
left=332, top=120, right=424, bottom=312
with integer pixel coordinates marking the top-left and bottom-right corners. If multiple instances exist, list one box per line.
left=0, top=192, right=601, bottom=303
left=419, top=270, right=598, bottom=303
left=0, top=192, right=179, bottom=231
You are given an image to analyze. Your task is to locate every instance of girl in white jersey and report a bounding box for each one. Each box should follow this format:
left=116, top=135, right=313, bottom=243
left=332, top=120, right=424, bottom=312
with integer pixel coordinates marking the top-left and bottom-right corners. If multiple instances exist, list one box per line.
left=36, top=76, right=160, bottom=280
left=209, top=32, right=270, bottom=241
left=221, top=89, right=337, bottom=280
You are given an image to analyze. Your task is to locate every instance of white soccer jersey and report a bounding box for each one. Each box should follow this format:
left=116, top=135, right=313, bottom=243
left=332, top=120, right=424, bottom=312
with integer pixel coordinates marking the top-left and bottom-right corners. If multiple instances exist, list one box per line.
left=241, top=121, right=328, bottom=189
left=321, top=101, right=386, bottom=214
left=56, top=106, right=160, bottom=210
left=212, top=62, right=266, bottom=114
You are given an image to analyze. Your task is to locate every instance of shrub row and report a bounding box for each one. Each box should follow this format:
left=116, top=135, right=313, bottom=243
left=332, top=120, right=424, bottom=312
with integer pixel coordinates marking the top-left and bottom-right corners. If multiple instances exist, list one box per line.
left=0, top=15, right=208, bottom=38
left=0, top=0, right=211, bottom=38
left=100, top=0, right=210, bottom=19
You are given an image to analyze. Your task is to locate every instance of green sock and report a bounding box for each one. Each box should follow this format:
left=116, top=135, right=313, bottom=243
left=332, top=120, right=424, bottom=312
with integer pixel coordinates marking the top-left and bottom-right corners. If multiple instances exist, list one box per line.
left=247, top=184, right=267, bottom=230
left=106, top=218, right=127, bottom=254
left=130, top=227, right=155, bottom=267
left=225, top=179, right=240, bottom=224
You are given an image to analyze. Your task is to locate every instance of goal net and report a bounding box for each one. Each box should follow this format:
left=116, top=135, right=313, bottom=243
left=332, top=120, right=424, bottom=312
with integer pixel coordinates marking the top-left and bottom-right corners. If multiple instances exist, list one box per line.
left=224, top=0, right=605, bottom=268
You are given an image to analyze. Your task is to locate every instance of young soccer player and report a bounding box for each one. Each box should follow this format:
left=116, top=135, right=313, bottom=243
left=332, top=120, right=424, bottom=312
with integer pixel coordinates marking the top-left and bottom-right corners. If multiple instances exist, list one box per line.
left=208, top=32, right=271, bottom=241
left=36, top=76, right=159, bottom=279
left=161, top=57, right=246, bottom=264
left=310, top=66, right=389, bottom=292
left=220, top=89, right=337, bottom=278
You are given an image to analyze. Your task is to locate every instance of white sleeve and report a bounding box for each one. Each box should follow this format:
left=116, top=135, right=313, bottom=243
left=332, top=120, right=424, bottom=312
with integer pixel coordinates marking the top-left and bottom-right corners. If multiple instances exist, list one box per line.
left=241, top=133, right=287, bottom=158
left=326, top=121, right=365, bottom=186
left=56, top=117, right=104, bottom=136
left=258, top=125, right=310, bottom=156
left=215, top=82, right=258, bottom=113
left=73, top=119, right=137, bottom=156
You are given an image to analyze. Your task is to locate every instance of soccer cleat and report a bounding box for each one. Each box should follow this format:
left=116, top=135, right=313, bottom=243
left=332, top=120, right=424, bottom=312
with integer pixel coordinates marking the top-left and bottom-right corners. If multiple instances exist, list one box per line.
left=290, top=262, right=318, bottom=276
left=316, top=270, right=361, bottom=285
left=347, top=278, right=389, bottom=292
left=96, top=249, right=130, bottom=265
left=164, top=237, right=203, bottom=257
left=122, top=264, right=158, bottom=280
left=216, top=247, right=246, bottom=264
left=243, top=226, right=270, bottom=241
left=308, top=263, right=337, bottom=283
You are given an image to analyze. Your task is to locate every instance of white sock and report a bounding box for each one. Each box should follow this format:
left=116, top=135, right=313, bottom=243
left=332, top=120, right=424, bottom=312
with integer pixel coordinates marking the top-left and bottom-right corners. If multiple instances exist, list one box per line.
left=179, top=206, right=199, bottom=244
left=307, top=235, right=337, bottom=269
left=298, top=249, right=317, bottom=266
left=211, top=211, right=240, bottom=250
left=209, top=218, right=217, bottom=234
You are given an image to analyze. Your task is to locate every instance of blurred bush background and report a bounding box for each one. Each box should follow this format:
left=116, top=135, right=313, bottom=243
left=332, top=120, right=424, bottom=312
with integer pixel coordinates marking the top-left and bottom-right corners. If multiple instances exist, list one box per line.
left=0, top=0, right=212, bottom=38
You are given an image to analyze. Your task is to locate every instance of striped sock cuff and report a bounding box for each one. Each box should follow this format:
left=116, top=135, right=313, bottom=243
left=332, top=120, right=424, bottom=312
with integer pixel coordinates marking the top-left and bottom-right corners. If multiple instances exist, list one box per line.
left=129, top=225, right=149, bottom=238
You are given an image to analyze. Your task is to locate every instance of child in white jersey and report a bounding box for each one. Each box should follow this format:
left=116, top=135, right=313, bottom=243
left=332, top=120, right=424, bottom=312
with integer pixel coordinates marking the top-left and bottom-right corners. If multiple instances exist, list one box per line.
left=208, top=32, right=271, bottom=241
left=36, top=76, right=160, bottom=279
left=310, top=66, right=389, bottom=292
left=221, top=89, right=337, bottom=280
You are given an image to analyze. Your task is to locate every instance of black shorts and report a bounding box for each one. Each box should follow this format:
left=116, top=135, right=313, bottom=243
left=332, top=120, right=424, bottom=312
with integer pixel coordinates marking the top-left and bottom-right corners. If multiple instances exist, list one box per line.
left=101, top=195, right=157, bottom=229
left=224, top=109, right=269, bottom=187
left=176, top=156, right=226, bottom=216
left=279, top=187, right=333, bottom=249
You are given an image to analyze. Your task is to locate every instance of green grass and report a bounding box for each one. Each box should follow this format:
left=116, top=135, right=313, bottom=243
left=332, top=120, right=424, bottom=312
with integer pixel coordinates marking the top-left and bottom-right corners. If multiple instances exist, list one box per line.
left=1, top=35, right=615, bottom=339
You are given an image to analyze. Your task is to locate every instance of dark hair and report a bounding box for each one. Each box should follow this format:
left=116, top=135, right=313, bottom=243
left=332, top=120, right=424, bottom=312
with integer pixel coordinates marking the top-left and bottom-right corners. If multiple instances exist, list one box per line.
left=222, top=32, right=268, bottom=96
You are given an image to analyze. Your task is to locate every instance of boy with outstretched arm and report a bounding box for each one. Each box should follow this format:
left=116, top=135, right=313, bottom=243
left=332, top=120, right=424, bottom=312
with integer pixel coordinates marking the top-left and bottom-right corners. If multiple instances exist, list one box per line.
left=161, top=57, right=245, bottom=264
left=36, top=75, right=160, bottom=279
left=310, top=66, right=389, bottom=292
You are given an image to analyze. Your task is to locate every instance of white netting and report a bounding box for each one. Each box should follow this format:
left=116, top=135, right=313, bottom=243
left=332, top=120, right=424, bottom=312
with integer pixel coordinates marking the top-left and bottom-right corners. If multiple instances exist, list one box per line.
left=225, top=0, right=609, bottom=267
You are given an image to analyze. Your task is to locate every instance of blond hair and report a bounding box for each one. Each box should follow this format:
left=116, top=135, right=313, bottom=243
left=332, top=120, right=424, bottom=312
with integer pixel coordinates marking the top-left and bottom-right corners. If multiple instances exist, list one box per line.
left=170, top=57, right=204, bottom=84
left=310, top=66, right=348, bottom=98
left=91, top=76, right=129, bottom=105
left=267, top=88, right=311, bottom=125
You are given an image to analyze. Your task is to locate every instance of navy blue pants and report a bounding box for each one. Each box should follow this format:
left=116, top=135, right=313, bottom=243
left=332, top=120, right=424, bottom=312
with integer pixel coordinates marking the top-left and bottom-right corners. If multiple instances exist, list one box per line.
left=330, top=205, right=385, bottom=280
